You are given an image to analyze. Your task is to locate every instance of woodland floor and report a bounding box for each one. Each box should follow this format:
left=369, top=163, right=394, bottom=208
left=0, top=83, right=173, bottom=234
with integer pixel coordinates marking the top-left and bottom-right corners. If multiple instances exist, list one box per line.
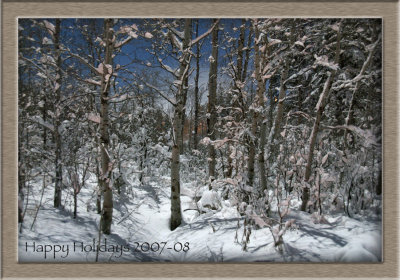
left=18, top=169, right=382, bottom=263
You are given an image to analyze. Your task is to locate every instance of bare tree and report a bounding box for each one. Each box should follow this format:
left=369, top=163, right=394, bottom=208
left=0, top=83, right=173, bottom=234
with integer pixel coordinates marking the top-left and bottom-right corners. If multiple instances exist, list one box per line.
left=193, top=20, right=201, bottom=150
left=301, top=21, right=342, bottom=211
left=99, top=18, right=114, bottom=234
left=207, top=19, right=219, bottom=186
left=252, top=19, right=269, bottom=192
left=53, top=19, right=63, bottom=208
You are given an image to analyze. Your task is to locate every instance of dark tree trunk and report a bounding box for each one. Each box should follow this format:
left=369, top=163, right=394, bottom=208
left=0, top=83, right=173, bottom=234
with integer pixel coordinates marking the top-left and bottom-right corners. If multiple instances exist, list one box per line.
left=301, top=22, right=342, bottom=211
left=207, top=19, right=219, bottom=187
left=193, top=20, right=200, bottom=150
left=376, top=169, right=382, bottom=195
left=53, top=19, right=63, bottom=208
left=100, top=18, right=114, bottom=234
left=73, top=192, right=78, bottom=219
left=170, top=19, right=192, bottom=231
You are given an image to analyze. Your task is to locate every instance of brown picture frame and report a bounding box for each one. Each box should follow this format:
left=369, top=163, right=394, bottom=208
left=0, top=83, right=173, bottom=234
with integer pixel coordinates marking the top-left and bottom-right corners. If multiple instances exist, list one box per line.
left=2, top=0, right=398, bottom=278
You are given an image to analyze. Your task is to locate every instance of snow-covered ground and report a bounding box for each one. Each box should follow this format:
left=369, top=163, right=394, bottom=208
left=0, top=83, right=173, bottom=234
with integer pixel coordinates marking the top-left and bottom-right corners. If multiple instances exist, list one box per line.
left=18, top=171, right=382, bottom=263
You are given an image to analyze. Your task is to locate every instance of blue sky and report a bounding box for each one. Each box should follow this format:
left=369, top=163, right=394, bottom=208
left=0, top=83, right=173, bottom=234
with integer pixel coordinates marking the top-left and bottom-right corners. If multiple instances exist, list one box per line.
left=19, top=18, right=259, bottom=109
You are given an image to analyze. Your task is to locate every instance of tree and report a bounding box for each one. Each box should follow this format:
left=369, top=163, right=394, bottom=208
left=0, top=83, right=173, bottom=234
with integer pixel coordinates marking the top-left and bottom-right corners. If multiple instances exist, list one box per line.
left=207, top=19, right=219, bottom=186
left=247, top=19, right=269, bottom=191
left=98, top=18, right=114, bottom=234
left=52, top=19, right=63, bottom=208
left=301, top=20, right=342, bottom=211
left=193, top=20, right=201, bottom=150
left=142, top=19, right=219, bottom=230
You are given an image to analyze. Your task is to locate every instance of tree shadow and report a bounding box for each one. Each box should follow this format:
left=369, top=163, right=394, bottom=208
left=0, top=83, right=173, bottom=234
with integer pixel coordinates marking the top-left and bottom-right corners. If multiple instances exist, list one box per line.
left=298, top=224, right=347, bottom=247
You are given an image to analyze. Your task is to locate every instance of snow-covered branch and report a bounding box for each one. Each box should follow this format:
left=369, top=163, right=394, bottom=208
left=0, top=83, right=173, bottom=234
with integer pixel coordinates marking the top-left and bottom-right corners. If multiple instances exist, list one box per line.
left=190, top=19, right=220, bottom=47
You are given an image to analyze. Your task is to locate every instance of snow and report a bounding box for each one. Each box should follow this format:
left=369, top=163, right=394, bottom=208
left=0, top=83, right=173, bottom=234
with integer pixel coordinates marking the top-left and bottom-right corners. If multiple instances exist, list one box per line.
left=268, top=38, right=282, bottom=46
left=330, top=22, right=340, bottom=32
left=18, top=169, right=382, bottom=262
left=294, top=41, right=304, bottom=47
left=110, top=94, right=128, bottom=103
left=43, top=20, right=55, bottom=35
left=85, top=79, right=101, bottom=86
left=314, top=54, right=339, bottom=70
left=115, top=36, right=135, bottom=48
left=198, top=190, right=221, bottom=211
left=42, top=37, right=53, bottom=45
left=131, top=24, right=138, bottom=31
left=17, top=18, right=382, bottom=265
left=334, top=232, right=381, bottom=262
left=54, top=82, right=60, bottom=92
left=96, top=63, right=104, bottom=75
left=104, top=64, right=113, bottom=74
left=95, top=37, right=103, bottom=44
left=87, top=113, right=101, bottom=124
left=36, top=72, right=47, bottom=79
left=144, top=32, right=153, bottom=39
left=129, top=31, right=138, bottom=39
left=29, top=115, right=54, bottom=131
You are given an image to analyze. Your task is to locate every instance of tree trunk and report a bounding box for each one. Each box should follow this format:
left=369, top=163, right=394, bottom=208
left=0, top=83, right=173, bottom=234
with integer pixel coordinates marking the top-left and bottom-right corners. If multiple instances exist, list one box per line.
left=207, top=19, right=219, bottom=186
left=254, top=20, right=268, bottom=193
left=42, top=97, right=47, bottom=149
left=343, top=35, right=380, bottom=145
left=248, top=21, right=257, bottom=188
left=301, top=22, right=342, bottom=211
left=376, top=169, right=382, bottom=195
left=170, top=19, right=192, bottom=231
left=266, top=20, right=295, bottom=167
left=268, top=62, right=288, bottom=145
left=18, top=122, right=25, bottom=223
left=87, top=19, right=102, bottom=214
left=170, top=142, right=182, bottom=230
left=242, top=26, right=252, bottom=83
left=179, top=92, right=187, bottom=155
left=53, top=19, right=63, bottom=208
left=248, top=122, right=257, bottom=187
left=236, top=19, right=245, bottom=87
left=100, top=18, right=114, bottom=234
left=73, top=192, right=78, bottom=219
left=193, top=20, right=200, bottom=150
left=248, top=20, right=268, bottom=189
left=234, top=19, right=246, bottom=121
left=227, top=21, right=250, bottom=179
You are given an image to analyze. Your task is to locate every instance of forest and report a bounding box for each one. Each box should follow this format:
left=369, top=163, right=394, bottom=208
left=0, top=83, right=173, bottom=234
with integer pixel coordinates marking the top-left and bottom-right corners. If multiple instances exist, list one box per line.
left=18, top=18, right=382, bottom=262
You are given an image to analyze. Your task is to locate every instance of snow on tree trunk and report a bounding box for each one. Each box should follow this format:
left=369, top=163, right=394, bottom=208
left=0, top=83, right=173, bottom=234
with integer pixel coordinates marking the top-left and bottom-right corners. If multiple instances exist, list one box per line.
left=170, top=143, right=182, bottom=230
left=253, top=20, right=268, bottom=193
left=301, top=22, right=342, bottom=212
left=266, top=21, right=295, bottom=166
left=247, top=21, right=261, bottom=188
left=170, top=19, right=192, bottom=231
left=207, top=19, right=219, bottom=187
left=193, top=20, right=200, bottom=151
left=53, top=19, right=63, bottom=209
left=100, top=18, right=114, bottom=234
left=343, top=35, right=380, bottom=146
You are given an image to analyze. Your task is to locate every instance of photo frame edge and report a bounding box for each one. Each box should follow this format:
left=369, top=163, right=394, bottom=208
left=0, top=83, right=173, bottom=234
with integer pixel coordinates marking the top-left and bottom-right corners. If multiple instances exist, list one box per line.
left=2, top=1, right=398, bottom=278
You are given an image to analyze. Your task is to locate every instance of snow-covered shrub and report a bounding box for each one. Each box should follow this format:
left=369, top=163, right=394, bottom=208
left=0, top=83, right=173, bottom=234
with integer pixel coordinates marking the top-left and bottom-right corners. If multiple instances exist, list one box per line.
left=198, top=190, right=221, bottom=212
